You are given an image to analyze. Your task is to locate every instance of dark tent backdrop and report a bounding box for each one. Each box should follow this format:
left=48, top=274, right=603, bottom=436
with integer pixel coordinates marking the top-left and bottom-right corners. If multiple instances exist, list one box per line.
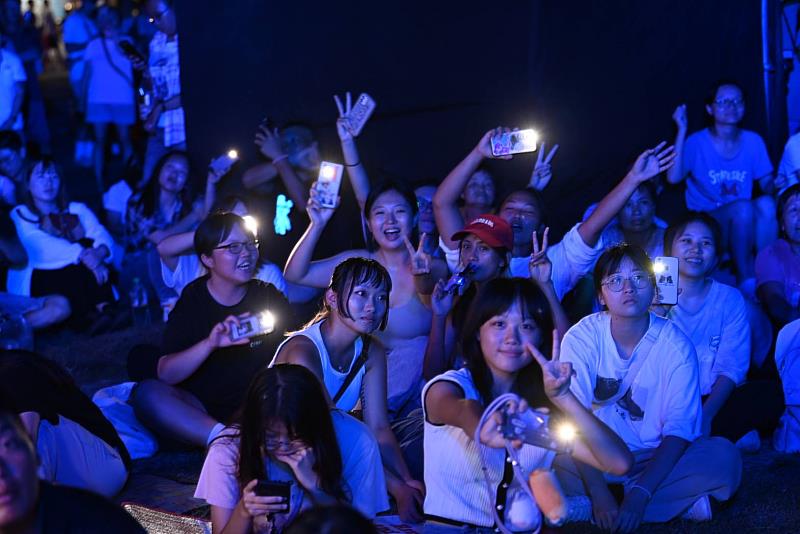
left=176, top=0, right=776, bottom=251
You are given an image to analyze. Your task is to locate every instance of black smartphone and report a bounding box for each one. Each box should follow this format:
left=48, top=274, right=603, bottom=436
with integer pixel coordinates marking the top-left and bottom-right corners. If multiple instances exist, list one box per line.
left=255, top=480, right=292, bottom=500
left=119, top=40, right=145, bottom=63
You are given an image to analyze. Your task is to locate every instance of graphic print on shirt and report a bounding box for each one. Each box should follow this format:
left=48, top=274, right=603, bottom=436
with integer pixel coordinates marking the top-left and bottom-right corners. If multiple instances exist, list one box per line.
left=594, top=376, right=621, bottom=402
left=709, top=335, right=721, bottom=354
left=709, top=169, right=747, bottom=199
left=616, top=387, right=645, bottom=422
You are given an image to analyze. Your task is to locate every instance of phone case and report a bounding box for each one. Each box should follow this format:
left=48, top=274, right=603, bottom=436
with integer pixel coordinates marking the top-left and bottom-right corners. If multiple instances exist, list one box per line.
left=654, top=256, right=679, bottom=305
left=229, top=313, right=275, bottom=342
left=316, top=162, right=344, bottom=209
left=490, top=129, right=539, bottom=157
left=209, top=152, right=237, bottom=175
left=255, top=480, right=292, bottom=499
left=501, top=408, right=572, bottom=453
left=346, top=93, right=376, bottom=137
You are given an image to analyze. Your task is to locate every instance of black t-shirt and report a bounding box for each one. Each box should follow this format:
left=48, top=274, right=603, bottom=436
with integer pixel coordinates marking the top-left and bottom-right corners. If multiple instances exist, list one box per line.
left=0, top=357, right=131, bottom=467
left=37, top=481, right=145, bottom=533
left=161, top=277, right=294, bottom=421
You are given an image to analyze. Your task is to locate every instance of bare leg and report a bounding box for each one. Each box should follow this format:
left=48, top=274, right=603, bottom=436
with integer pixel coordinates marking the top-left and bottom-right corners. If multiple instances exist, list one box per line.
left=130, top=379, right=218, bottom=447
left=753, top=195, right=778, bottom=252
left=711, top=200, right=754, bottom=283
left=24, top=295, right=71, bottom=329
left=115, top=122, right=134, bottom=164
left=93, top=122, right=108, bottom=192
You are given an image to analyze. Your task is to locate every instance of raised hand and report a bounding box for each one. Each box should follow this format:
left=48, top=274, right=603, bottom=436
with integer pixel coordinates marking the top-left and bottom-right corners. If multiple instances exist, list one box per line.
left=334, top=92, right=354, bottom=142
left=628, top=141, right=676, bottom=184
left=529, top=143, right=560, bottom=191
left=528, top=227, right=552, bottom=286
left=525, top=330, right=574, bottom=400
left=474, top=127, right=513, bottom=160
left=403, top=233, right=432, bottom=275
left=306, top=185, right=338, bottom=227
left=431, top=278, right=455, bottom=317
left=255, top=122, right=287, bottom=161
left=672, top=104, right=688, bottom=132
left=91, top=264, right=109, bottom=286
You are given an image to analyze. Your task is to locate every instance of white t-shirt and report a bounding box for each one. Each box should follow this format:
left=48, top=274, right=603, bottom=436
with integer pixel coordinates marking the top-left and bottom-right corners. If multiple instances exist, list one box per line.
left=778, top=132, right=800, bottom=194
left=560, top=312, right=702, bottom=451
left=665, top=281, right=750, bottom=395
left=161, top=253, right=288, bottom=299
left=441, top=223, right=604, bottom=300
left=83, top=38, right=134, bottom=105
left=0, top=49, right=26, bottom=131
left=194, top=410, right=389, bottom=520
left=102, top=180, right=133, bottom=222
left=422, top=368, right=555, bottom=528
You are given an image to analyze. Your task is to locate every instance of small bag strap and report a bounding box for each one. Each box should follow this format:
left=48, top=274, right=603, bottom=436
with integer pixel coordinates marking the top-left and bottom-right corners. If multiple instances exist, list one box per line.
left=594, top=316, right=667, bottom=408
left=332, top=335, right=370, bottom=405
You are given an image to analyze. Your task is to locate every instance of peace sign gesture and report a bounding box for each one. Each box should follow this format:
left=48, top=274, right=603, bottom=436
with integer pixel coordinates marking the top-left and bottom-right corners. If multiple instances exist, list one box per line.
left=525, top=330, right=574, bottom=400
left=528, top=227, right=552, bottom=286
left=334, top=92, right=355, bottom=142
left=529, top=142, right=559, bottom=191
left=404, top=233, right=432, bottom=275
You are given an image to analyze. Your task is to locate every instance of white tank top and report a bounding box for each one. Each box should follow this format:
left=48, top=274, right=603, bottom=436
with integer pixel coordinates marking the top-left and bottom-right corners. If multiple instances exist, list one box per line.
left=271, top=321, right=365, bottom=411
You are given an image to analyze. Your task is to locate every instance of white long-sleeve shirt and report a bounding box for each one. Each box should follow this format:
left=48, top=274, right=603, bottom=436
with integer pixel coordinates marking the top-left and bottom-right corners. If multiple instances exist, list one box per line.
left=7, top=202, right=115, bottom=296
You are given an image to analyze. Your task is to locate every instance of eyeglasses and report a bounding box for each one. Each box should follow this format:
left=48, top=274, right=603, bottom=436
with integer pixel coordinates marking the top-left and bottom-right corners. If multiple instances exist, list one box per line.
left=264, top=437, right=306, bottom=455
left=214, top=240, right=259, bottom=255
left=148, top=6, right=170, bottom=24
left=713, top=98, right=744, bottom=109
left=416, top=198, right=432, bottom=211
left=601, top=273, right=652, bottom=292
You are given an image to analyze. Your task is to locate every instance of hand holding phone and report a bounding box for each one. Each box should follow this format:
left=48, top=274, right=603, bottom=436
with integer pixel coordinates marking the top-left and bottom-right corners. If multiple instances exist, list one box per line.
left=229, top=311, right=276, bottom=343
left=314, top=162, right=344, bottom=209
left=653, top=256, right=679, bottom=305
left=209, top=149, right=239, bottom=177
left=491, top=129, right=539, bottom=157
left=255, top=480, right=292, bottom=500
left=501, top=407, right=574, bottom=453
left=119, top=40, right=145, bottom=63
left=334, top=92, right=376, bottom=139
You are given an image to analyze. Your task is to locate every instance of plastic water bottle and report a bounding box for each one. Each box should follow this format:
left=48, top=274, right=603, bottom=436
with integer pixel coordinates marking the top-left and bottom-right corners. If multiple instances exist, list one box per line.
left=129, top=278, right=151, bottom=327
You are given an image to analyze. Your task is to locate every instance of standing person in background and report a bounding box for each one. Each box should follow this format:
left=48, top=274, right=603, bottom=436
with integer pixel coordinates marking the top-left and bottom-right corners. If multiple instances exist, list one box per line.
left=0, top=29, right=26, bottom=134
left=62, top=0, right=96, bottom=113
left=666, top=82, right=776, bottom=294
left=139, top=0, right=185, bottom=183
left=82, top=5, right=135, bottom=190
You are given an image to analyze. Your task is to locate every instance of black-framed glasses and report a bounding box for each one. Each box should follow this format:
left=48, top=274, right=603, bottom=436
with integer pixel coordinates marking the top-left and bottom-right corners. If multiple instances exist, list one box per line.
left=148, top=6, right=170, bottom=24
left=601, top=273, right=652, bottom=292
left=713, top=98, right=744, bottom=109
left=416, top=198, right=432, bottom=212
left=214, top=240, right=259, bottom=255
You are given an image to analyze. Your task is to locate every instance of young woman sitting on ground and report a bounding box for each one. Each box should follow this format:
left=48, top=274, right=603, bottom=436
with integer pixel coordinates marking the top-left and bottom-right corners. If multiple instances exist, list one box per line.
left=194, top=364, right=388, bottom=533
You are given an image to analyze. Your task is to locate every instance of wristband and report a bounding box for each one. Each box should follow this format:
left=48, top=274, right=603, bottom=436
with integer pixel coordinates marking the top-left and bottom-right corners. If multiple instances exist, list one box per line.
left=630, top=484, right=652, bottom=500
left=272, top=154, right=289, bottom=165
left=344, top=160, right=361, bottom=167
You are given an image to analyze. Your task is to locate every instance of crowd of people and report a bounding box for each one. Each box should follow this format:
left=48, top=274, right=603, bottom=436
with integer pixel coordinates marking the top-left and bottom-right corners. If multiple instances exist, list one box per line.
left=1, top=1, right=800, bottom=533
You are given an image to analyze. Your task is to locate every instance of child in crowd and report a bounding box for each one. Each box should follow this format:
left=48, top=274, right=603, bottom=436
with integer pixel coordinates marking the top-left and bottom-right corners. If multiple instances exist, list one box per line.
left=272, top=257, right=424, bottom=523
left=194, top=365, right=388, bottom=533
left=130, top=212, right=293, bottom=447
left=557, top=244, right=741, bottom=531
left=423, top=278, right=632, bottom=532
left=667, top=82, right=776, bottom=290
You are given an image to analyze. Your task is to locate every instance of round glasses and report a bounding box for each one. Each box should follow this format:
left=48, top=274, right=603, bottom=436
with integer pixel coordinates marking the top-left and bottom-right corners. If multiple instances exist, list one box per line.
left=601, top=273, right=652, bottom=292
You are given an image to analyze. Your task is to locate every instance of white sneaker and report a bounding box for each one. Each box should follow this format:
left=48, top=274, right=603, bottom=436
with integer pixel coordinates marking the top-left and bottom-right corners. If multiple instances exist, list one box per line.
left=735, top=429, right=761, bottom=452
left=564, top=495, right=593, bottom=524
left=682, top=495, right=712, bottom=521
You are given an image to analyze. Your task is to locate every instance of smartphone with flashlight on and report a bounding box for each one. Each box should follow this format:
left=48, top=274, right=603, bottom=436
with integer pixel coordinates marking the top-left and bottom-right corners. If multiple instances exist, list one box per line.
left=315, top=162, right=344, bottom=209
left=346, top=93, right=376, bottom=137
left=490, top=129, right=539, bottom=157
left=209, top=149, right=239, bottom=176
left=229, top=311, right=276, bottom=343
left=501, top=407, right=575, bottom=454
left=653, top=256, right=679, bottom=306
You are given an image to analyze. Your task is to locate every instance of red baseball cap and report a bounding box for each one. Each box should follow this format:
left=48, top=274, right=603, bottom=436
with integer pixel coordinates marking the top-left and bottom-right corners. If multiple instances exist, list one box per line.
left=451, top=214, right=513, bottom=251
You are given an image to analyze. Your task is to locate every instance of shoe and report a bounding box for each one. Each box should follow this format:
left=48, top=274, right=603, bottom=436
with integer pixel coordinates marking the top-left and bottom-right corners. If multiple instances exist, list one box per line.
left=682, top=495, right=712, bottom=521
left=735, top=429, right=761, bottom=453
left=560, top=496, right=592, bottom=524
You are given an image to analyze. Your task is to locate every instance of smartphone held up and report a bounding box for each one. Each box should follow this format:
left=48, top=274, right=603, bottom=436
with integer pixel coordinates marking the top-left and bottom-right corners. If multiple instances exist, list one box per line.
left=491, top=129, right=539, bottom=157
left=315, top=162, right=344, bottom=209
left=345, top=93, right=376, bottom=137
left=229, top=311, right=276, bottom=343
left=209, top=149, right=239, bottom=176
left=653, top=256, right=679, bottom=305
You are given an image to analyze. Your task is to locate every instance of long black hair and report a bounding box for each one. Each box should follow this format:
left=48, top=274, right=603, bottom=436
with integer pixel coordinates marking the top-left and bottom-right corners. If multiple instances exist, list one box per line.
left=229, top=365, right=348, bottom=502
left=133, top=150, right=193, bottom=219
left=459, top=277, right=554, bottom=409
left=22, top=158, right=69, bottom=221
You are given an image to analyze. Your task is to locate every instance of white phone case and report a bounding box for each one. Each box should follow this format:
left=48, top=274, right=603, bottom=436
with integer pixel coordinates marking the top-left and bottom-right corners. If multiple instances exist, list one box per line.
left=346, top=93, right=376, bottom=136
left=316, top=162, right=344, bottom=208
left=490, top=129, right=538, bottom=156
left=654, top=256, right=679, bottom=305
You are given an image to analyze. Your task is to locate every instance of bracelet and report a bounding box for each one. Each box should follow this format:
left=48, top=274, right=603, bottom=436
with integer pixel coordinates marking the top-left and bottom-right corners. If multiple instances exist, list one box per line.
left=272, top=154, right=289, bottom=164
left=344, top=160, right=361, bottom=167
left=630, top=484, right=652, bottom=500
